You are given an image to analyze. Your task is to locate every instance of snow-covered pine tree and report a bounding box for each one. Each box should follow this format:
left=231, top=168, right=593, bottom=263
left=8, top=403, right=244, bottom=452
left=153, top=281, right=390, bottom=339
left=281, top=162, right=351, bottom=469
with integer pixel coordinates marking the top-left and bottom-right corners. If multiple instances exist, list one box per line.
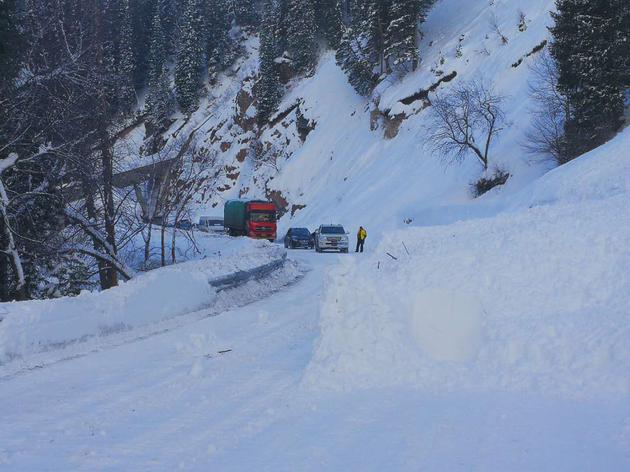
left=384, top=0, right=420, bottom=72
left=159, top=0, right=180, bottom=52
left=285, top=0, right=317, bottom=75
left=129, top=0, right=152, bottom=88
left=116, top=0, right=137, bottom=112
left=336, top=24, right=376, bottom=96
left=175, top=0, right=206, bottom=113
left=232, top=0, right=259, bottom=28
left=335, top=0, right=388, bottom=95
left=147, top=3, right=167, bottom=91
left=0, top=0, right=21, bottom=82
left=362, top=0, right=390, bottom=74
left=257, top=0, right=283, bottom=125
left=314, top=0, right=344, bottom=49
left=615, top=0, right=630, bottom=87
left=550, top=0, right=628, bottom=158
left=205, top=0, right=234, bottom=73
left=146, top=3, right=174, bottom=130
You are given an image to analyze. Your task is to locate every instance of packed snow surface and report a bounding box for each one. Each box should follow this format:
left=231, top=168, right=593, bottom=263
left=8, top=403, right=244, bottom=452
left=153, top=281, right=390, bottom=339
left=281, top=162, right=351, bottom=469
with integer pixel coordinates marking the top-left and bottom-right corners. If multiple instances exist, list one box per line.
left=0, top=237, right=284, bottom=364
left=2, top=0, right=630, bottom=468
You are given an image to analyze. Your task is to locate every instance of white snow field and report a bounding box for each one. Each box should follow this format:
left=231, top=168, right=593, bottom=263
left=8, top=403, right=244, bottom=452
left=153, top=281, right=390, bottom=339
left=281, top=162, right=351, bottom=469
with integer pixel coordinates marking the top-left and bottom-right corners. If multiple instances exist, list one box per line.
left=1, top=130, right=630, bottom=470
left=2, top=0, right=630, bottom=468
left=0, top=238, right=286, bottom=365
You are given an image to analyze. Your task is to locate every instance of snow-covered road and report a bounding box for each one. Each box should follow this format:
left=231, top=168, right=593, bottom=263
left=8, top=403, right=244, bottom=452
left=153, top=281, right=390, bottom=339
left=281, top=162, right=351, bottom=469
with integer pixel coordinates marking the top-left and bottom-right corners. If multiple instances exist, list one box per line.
left=1, top=250, right=629, bottom=470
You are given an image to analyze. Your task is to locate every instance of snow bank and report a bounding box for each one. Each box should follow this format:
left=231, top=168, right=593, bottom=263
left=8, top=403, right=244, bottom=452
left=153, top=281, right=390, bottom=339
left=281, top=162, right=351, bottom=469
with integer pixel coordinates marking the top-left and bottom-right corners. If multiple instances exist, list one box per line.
left=509, top=127, right=630, bottom=209
left=0, top=239, right=285, bottom=364
left=304, top=139, right=630, bottom=397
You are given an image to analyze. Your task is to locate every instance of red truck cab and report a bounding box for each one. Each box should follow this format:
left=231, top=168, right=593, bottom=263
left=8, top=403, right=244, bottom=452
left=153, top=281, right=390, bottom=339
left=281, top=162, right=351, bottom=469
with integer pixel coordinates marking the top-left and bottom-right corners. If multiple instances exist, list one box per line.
left=246, top=201, right=277, bottom=241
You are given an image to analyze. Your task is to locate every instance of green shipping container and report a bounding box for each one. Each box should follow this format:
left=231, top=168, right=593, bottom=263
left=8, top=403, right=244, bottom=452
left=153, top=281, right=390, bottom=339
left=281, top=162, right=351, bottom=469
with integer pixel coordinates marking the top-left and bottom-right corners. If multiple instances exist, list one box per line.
left=224, top=200, right=248, bottom=232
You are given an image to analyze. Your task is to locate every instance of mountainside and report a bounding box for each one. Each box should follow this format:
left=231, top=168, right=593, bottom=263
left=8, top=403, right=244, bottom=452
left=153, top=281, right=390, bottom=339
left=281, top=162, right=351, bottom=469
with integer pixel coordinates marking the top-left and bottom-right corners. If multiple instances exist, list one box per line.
left=128, top=0, right=559, bottom=238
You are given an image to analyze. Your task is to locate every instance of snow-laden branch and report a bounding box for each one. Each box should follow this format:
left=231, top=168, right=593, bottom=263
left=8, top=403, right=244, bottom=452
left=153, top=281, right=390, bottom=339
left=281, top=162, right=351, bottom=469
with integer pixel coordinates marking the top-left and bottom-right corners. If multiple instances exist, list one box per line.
left=65, top=206, right=136, bottom=281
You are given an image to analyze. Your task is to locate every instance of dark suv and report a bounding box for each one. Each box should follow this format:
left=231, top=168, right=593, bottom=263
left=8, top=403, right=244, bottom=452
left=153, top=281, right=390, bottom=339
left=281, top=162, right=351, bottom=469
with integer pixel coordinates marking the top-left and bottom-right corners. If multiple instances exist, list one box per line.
left=283, top=227, right=314, bottom=249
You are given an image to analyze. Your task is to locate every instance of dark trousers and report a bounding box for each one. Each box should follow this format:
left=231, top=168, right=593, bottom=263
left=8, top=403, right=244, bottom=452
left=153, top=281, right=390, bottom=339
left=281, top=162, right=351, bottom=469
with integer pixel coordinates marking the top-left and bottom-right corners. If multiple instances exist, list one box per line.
left=356, top=238, right=365, bottom=252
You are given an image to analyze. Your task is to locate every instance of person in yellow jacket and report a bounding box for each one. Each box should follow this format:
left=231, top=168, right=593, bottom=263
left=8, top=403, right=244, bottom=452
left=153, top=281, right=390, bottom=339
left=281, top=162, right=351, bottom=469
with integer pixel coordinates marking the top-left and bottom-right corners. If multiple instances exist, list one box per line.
left=356, top=226, right=367, bottom=253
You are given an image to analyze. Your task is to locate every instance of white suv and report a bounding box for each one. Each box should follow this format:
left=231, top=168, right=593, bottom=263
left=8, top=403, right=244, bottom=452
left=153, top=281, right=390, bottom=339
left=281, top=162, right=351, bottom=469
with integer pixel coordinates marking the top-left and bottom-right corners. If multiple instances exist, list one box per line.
left=314, top=225, right=349, bottom=253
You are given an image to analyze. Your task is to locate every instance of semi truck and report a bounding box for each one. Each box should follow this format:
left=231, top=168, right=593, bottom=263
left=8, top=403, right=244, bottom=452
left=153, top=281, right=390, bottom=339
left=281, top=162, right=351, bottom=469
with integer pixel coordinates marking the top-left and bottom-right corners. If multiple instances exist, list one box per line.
left=224, top=200, right=277, bottom=241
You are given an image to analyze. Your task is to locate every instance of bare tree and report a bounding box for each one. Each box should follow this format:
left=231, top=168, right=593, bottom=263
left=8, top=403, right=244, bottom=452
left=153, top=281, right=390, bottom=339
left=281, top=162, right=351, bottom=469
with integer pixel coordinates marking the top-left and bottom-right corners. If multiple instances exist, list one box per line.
left=524, top=49, right=570, bottom=164
left=489, top=12, right=509, bottom=45
left=158, top=144, right=222, bottom=265
left=427, top=80, right=506, bottom=171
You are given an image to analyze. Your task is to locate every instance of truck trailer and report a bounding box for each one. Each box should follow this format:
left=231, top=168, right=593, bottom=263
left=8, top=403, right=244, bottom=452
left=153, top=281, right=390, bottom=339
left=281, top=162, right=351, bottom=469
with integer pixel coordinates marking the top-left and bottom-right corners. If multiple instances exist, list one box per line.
left=224, top=200, right=277, bottom=241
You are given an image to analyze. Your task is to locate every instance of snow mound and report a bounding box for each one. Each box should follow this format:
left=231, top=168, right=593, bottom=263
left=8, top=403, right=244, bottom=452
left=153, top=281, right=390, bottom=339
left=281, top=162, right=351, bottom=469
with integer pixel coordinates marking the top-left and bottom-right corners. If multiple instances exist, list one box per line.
left=303, top=134, right=630, bottom=397
left=510, top=127, right=630, bottom=209
left=0, top=239, right=284, bottom=364
left=409, top=289, right=484, bottom=363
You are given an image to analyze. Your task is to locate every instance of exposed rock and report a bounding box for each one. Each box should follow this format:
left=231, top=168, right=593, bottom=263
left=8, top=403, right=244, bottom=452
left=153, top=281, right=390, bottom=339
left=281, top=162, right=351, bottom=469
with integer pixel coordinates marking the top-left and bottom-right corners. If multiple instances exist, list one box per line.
left=399, top=70, right=457, bottom=106
left=291, top=204, right=306, bottom=216
left=266, top=189, right=289, bottom=217
left=225, top=165, right=240, bottom=181
left=235, top=148, right=248, bottom=163
left=275, top=53, right=294, bottom=84
left=296, top=106, right=316, bottom=142
left=234, top=78, right=257, bottom=132
left=383, top=113, right=405, bottom=139
left=370, top=108, right=381, bottom=131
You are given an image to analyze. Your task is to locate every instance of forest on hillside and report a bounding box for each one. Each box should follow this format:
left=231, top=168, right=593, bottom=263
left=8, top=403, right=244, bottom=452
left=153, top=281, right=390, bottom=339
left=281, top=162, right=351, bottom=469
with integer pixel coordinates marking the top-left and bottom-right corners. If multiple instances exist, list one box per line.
left=1, top=0, right=629, bottom=301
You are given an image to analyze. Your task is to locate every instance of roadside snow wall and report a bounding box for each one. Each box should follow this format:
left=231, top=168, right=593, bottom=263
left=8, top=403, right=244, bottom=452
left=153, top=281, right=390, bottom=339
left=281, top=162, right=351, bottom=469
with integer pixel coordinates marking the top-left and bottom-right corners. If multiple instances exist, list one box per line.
left=0, top=240, right=285, bottom=364
left=303, top=131, right=630, bottom=398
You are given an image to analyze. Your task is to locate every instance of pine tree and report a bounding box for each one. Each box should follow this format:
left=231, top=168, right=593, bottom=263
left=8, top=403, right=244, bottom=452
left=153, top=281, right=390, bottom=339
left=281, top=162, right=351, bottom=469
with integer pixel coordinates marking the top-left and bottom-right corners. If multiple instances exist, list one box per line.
left=116, top=0, right=137, bottom=111
left=286, top=0, right=317, bottom=75
left=336, top=25, right=376, bottom=96
left=616, top=0, right=630, bottom=87
left=314, top=0, right=344, bottom=48
left=232, top=0, right=258, bottom=27
left=362, top=0, right=390, bottom=74
left=385, top=0, right=420, bottom=71
left=550, top=0, right=630, bottom=158
left=146, top=3, right=173, bottom=129
left=175, top=0, right=206, bottom=113
left=206, top=0, right=233, bottom=72
left=0, top=0, right=21, bottom=83
left=257, top=0, right=283, bottom=124
left=335, top=0, right=387, bottom=95
left=147, top=3, right=167, bottom=88
left=130, top=0, right=153, bottom=88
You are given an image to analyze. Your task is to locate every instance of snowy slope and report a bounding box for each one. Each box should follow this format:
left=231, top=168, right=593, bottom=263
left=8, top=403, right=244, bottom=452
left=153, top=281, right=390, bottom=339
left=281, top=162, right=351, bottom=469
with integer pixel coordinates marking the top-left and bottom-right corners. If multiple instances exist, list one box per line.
left=304, top=127, right=630, bottom=398
left=113, top=0, right=562, bottom=241
left=219, top=0, right=558, bottom=239
left=0, top=238, right=285, bottom=364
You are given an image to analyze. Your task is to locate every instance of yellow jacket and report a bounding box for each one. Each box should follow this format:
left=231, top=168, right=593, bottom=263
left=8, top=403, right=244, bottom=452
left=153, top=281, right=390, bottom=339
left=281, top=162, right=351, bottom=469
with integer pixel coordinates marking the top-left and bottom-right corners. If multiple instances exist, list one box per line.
left=358, top=228, right=367, bottom=240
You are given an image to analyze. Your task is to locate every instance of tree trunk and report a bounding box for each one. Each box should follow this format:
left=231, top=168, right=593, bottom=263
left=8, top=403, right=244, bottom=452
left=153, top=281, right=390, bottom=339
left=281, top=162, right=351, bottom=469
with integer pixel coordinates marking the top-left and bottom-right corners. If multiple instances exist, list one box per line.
left=171, top=227, right=177, bottom=264
left=100, top=133, right=118, bottom=288
left=82, top=180, right=110, bottom=290
left=144, top=221, right=153, bottom=269
left=0, top=247, right=9, bottom=302
left=161, top=220, right=167, bottom=266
